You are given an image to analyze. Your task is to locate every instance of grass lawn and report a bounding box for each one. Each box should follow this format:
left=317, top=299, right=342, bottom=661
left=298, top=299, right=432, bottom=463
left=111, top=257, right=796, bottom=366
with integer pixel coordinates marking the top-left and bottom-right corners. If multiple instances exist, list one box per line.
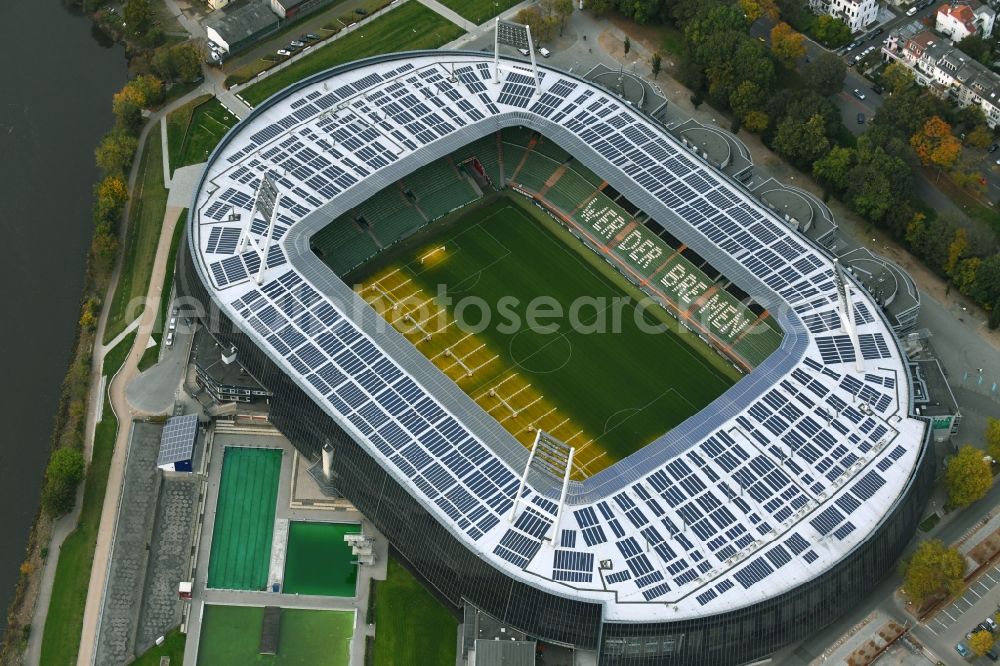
left=197, top=605, right=352, bottom=665
left=207, top=447, right=282, bottom=590
left=39, top=331, right=136, bottom=666
left=103, top=130, right=169, bottom=345
left=166, top=94, right=212, bottom=172
left=138, top=208, right=188, bottom=372
left=175, top=99, right=239, bottom=170
left=435, top=0, right=521, bottom=24
left=240, top=2, right=464, bottom=107
left=355, top=196, right=736, bottom=472
left=130, top=628, right=186, bottom=665
left=372, top=557, right=456, bottom=666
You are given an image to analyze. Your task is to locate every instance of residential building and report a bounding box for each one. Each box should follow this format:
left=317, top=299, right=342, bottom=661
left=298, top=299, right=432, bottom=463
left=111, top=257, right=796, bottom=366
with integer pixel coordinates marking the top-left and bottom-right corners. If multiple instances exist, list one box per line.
left=883, top=21, right=1000, bottom=127
left=809, top=0, right=879, bottom=33
left=936, top=0, right=995, bottom=41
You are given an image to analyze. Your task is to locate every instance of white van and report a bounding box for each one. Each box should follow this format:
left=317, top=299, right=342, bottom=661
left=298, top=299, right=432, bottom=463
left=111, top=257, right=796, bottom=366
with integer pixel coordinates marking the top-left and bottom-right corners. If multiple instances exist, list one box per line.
left=538, top=47, right=551, bottom=58
left=906, top=6, right=918, bottom=15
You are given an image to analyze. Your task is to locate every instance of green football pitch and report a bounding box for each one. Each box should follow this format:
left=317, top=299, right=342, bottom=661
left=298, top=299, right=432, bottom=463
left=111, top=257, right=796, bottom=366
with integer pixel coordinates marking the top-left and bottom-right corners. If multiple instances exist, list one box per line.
left=357, top=197, right=739, bottom=473
left=197, top=605, right=353, bottom=665
left=207, top=447, right=282, bottom=590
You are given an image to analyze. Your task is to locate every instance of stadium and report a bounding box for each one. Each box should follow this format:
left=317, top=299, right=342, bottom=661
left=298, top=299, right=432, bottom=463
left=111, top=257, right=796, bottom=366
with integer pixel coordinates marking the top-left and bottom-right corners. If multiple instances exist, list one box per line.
left=177, top=48, right=934, bottom=665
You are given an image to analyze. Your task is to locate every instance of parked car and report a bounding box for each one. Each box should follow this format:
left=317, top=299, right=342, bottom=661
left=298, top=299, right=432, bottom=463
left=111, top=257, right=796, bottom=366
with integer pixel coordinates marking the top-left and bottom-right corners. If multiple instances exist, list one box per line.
left=853, top=88, right=866, bottom=100
left=165, top=332, right=175, bottom=347
left=985, top=616, right=999, bottom=632
left=857, top=112, right=865, bottom=124
left=873, top=27, right=884, bottom=36
left=290, top=40, right=304, bottom=47
left=538, top=47, right=551, bottom=57
left=906, top=6, right=918, bottom=15
left=304, top=33, right=319, bottom=41
left=987, top=649, right=999, bottom=662
left=872, top=84, right=884, bottom=94
left=517, top=47, right=529, bottom=56
left=277, top=49, right=291, bottom=56
left=168, top=316, right=177, bottom=332
left=956, top=642, right=971, bottom=658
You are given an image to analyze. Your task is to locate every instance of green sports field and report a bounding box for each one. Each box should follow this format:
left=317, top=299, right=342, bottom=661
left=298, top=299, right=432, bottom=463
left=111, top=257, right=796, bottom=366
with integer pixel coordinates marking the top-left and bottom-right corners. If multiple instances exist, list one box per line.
left=207, top=447, right=282, bottom=590
left=357, top=197, right=738, bottom=475
left=197, top=605, right=353, bottom=665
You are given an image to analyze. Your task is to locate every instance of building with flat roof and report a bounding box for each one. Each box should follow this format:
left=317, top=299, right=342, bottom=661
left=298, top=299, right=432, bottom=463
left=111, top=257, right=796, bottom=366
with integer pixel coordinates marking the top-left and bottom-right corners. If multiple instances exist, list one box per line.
left=839, top=247, right=921, bottom=332
left=178, top=52, right=933, bottom=665
left=203, top=0, right=279, bottom=53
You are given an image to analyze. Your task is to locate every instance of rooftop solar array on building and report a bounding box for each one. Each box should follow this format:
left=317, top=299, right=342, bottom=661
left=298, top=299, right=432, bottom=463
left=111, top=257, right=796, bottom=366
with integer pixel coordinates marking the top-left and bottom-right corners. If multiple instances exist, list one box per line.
left=185, top=52, right=928, bottom=629
left=156, top=414, right=199, bottom=467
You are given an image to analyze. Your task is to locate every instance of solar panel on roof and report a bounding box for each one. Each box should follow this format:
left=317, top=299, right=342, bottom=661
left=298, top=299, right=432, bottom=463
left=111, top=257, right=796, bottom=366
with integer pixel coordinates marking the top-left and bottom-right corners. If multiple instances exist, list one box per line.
left=157, top=414, right=199, bottom=467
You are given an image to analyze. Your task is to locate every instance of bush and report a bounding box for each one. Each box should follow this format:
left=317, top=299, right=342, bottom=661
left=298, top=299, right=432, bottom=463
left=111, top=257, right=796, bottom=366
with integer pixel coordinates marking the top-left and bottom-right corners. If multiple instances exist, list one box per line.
left=41, top=448, right=86, bottom=517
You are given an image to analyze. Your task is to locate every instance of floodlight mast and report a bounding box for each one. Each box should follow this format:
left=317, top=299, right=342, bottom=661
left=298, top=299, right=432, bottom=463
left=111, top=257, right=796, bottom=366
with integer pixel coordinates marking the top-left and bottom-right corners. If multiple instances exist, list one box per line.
left=493, top=18, right=542, bottom=93
left=833, top=259, right=865, bottom=372
left=237, top=172, right=283, bottom=285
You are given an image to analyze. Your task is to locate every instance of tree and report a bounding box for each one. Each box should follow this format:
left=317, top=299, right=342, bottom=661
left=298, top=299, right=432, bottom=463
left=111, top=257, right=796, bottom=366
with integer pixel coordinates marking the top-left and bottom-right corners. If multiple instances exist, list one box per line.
left=95, top=131, right=139, bottom=176
left=883, top=61, right=915, bottom=94
left=970, top=630, right=995, bottom=656
left=957, top=34, right=991, bottom=64
left=738, top=0, right=779, bottom=23
left=811, top=15, right=851, bottom=47
left=551, top=0, right=573, bottom=33
left=94, top=175, right=129, bottom=224
left=945, top=228, right=968, bottom=276
left=651, top=52, right=662, bottom=79
left=947, top=445, right=993, bottom=507
left=910, top=116, right=962, bottom=171
left=514, top=7, right=556, bottom=42
left=986, top=418, right=1000, bottom=463
left=900, top=539, right=965, bottom=605
left=112, top=84, right=145, bottom=133
left=41, top=448, right=86, bottom=517
left=170, top=42, right=203, bottom=82
left=813, top=146, right=855, bottom=192
left=743, top=110, right=769, bottom=133
left=966, top=124, right=993, bottom=149
left=770, top=22, right=806, bottom=66
left=91, top=224, right=120, bottom=277
left=729, top=81, right=764, bottom=121
left=773, top=113, right=830, bottom=167
left=123, top=0, right=153, bottom=39
left=803, top=52, right=846, bottom=96
left=624, top=35, right=631, bottom=55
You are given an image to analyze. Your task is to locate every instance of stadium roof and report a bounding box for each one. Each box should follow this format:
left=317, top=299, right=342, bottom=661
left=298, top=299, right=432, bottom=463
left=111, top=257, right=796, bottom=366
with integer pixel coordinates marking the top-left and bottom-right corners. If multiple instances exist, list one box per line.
left=157, top=414, right=199, bottom=467
left=188, top=52, right=928, bottom=621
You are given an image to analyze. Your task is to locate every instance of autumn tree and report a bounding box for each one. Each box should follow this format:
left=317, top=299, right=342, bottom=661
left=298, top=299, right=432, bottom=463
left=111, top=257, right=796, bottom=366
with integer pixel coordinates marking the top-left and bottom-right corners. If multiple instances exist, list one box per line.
left=900, top=539, right=965, bottom=605
left=514, top=7, right=556, bottom=42
left=966, top=124, right=993, bottom=149
left=987, top=418, right=1000, bottom=463
left=738, top=0, right=779, bottom=23
left=624, top=35, right=631, bottom=55
left=883, top=61, right=915, bottom=94
left=549, top=0, right=573, bottom=33
left=123, top=0, right=153, bottom=39
left=910, top=116, right=962, bottom=171
left=945, top=228, right=968, bottom=276
left=95, top=131, right=139, bottom=176
left=946, top=445, right=992, bottom=507
left=94, top=175, right=129, bottom=224
left=770, top=22, right=806, bottom=66
left=970, top=630, right=995, bottom=656
left=743, top=110, right=769, bottom=133
left=651, top=52, right=662, bottom=79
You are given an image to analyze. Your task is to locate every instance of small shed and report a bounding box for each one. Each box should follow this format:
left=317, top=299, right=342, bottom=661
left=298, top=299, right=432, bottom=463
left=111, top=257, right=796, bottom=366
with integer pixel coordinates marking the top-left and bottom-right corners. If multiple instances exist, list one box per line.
left=156, top=414, right=199, bottom=472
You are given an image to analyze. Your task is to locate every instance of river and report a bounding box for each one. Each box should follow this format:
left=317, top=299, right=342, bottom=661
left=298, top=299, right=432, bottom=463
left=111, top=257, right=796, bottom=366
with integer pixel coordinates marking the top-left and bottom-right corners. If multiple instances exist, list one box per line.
left=0, top=0, right=127, bottom=629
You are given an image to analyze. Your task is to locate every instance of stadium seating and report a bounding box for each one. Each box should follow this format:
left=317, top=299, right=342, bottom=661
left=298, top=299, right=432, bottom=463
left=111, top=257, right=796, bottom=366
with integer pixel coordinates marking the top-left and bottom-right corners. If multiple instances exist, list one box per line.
left=567, top=160, right=603, bottom=187
left=502, top=126, right=536, bottom=148
left=510, top=151, right=560, bottom=193
left=544, top=168, right=598, bottom=213
left=403, top=160, right=481, bottom=221
left=450, top=136, right=502, bottom=190
left=354, top=187, right=427, bottom=247
left=531, top=136, right=570, bottom=163
left=311, top=214, right=381, bottom=276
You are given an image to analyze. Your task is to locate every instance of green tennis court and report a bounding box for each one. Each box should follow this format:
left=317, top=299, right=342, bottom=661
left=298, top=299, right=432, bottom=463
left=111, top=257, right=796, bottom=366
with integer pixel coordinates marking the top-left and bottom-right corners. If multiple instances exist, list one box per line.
left=282, top=522, right=361, bottom=596
left=197, top=605, right=353, bottom=665
left=207, top=447, right=282, bottom=590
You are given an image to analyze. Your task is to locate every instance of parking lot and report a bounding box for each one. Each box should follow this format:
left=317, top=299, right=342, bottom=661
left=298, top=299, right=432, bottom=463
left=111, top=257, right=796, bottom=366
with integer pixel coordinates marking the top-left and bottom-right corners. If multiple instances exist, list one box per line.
left=926, top=564, right=1000, bottom=635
